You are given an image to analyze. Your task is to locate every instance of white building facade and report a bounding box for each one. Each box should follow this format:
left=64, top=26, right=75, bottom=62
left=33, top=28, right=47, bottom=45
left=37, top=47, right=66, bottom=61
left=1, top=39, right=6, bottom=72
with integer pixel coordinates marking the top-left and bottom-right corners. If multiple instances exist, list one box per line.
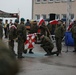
left=32, top=0, right=76, bottom=20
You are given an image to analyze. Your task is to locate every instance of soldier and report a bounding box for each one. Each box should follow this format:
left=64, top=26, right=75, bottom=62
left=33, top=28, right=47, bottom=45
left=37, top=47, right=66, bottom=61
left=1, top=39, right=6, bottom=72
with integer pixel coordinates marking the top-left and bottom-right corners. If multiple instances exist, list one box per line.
left=39, top=22, right=50, bottom=40
left=0, top=40, right=19, bottom=75
left=71, top=20, right=76, bottom=52
left=4, top=20, right=9, bottom=38
left=0, top=19, right=3, bottom=39
left=17, top=18, right=26, bottom=58
left=54, top=20, right=65, bottom=55
left=40, top=35, right=58, bottom=56
left=8, top=19, right=19, bottom=56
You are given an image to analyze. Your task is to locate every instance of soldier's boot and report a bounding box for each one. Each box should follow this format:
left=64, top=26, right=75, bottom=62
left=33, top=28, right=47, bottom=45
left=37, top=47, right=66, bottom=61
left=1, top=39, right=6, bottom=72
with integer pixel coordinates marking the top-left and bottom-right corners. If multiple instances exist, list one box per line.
left=29, top=49, right=34, bottom=54
left=56, top=52, right=59, bottom=56
left=23, top=49, right=27, bottom=54
left=44, top=49, right=51, bottom=56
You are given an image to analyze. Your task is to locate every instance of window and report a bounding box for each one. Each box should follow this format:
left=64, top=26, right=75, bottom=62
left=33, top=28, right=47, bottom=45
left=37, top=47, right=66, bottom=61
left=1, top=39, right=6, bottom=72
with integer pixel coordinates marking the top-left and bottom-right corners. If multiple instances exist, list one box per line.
left=42, top=0, right=47, bottom=3
left=62, top=0, right=74, bottom=2
left=35, top=14, right=40, bottom=20
left=35, top=0, right=41, bottom=3
left=70, top=0, right=74, bottom=2
left=71, top=14, right=74, bottom=19
left=61, top=0, right=67, bottom=2
left=61, top=14, right=66, bottom=19
left=56, top=14, right=60, bottom=19
left=48, top=0, right=53, bottom=2
left=55, top=0, right=60, bottom=3
left=42, top=14, right=46, bottom=19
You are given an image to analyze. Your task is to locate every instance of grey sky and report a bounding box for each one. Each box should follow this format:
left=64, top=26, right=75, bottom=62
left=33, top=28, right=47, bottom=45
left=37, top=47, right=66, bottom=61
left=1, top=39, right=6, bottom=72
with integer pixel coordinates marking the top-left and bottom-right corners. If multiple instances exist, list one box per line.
left=0, top=0, right=32, bottom=20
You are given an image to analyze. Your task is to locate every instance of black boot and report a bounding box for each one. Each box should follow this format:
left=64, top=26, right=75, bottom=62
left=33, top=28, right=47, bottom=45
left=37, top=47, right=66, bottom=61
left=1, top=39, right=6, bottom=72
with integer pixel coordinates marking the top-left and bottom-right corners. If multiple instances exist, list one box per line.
left=23, top=49, right=27, bottom=54
left=29, top=49, right=34, bottom=54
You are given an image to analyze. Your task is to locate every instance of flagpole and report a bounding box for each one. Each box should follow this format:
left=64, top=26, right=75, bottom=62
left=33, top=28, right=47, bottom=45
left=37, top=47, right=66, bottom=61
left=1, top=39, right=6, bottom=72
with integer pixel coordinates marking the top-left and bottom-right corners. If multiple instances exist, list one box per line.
left=18, top=8, right=20, bottom=22
left=66, top=0, right=71, bottom=30
left=66, top=0, right=71, bottom=52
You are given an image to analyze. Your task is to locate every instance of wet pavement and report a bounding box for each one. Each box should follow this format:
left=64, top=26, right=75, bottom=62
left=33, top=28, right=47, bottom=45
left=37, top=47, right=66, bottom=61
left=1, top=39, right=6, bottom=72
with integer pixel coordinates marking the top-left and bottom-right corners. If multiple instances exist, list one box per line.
left=3, top=38, right=76, bottom=75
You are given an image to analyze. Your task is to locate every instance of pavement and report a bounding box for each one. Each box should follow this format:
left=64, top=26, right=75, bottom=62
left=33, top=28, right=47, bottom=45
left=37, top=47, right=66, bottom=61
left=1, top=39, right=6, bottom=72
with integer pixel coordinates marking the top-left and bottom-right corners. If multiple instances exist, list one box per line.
left=3, top=38, right=76, bottom=75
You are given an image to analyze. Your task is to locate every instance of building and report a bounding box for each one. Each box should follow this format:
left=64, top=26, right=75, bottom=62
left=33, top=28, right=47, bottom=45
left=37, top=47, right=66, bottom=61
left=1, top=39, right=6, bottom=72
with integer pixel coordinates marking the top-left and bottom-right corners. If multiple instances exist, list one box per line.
left=32, top=0, right=76, bottom=21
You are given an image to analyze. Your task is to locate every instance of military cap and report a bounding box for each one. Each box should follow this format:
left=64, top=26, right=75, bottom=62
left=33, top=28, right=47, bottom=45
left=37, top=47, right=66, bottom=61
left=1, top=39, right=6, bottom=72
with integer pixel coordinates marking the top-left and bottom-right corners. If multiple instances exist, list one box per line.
left=15, top=19, right=19, bottom=23
left=21, top=18, right=25, bottom=21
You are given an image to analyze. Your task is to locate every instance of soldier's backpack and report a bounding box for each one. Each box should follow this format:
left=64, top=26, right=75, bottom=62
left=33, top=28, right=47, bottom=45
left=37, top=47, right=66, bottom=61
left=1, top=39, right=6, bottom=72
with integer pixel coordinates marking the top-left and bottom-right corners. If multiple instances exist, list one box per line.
left=9, top=25, right=17, bottom=39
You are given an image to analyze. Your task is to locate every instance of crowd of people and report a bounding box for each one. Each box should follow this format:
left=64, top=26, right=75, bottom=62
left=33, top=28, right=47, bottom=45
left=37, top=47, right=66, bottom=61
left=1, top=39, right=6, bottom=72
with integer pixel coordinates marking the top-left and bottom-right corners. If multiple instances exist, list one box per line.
left=0, top=18, right=76, bottom=59
left=0, top=17, right=76, bottom=75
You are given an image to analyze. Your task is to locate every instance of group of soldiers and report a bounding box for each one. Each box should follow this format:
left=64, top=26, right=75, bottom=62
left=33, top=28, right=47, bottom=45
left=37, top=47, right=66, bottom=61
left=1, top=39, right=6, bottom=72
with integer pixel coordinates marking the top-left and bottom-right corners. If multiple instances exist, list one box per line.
left=0, top=19, right=19, bottom=75
left=0, top=18, right=26, bottom=59
left=0, top=18, right=66, bottom=59
left=38, top=20, right=65, bottom=56
left=0, top=17, right=76, bottom=75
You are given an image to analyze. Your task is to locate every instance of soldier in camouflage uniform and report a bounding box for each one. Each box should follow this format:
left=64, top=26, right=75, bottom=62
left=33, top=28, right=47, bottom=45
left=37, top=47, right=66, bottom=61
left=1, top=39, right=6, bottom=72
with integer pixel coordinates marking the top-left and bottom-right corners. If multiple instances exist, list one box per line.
left=40, top=35, right=58, bottom=56
left=9, top=19, right=19, bottom=56
left=39, top=22, right=50, bottom=36
left=71, top=20, right=76, bottom=52
left=0, top=19, right=3, bottom=39
left=17, top=18, right=26, bottom=58
left=0, top=40, right=19, bottom=75
left=54, top=20, right=65, bottom=55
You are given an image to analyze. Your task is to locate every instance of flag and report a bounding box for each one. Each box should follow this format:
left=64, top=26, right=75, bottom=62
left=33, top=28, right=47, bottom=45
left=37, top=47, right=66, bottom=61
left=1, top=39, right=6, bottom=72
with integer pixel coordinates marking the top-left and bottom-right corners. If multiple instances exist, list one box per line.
left=24, top=33, right=36, bottom=49
left=49, top=20, right=58, bottom=25
left=38, top=18, right=45, bottom=33
left=38, top=18, right=45, bottom=26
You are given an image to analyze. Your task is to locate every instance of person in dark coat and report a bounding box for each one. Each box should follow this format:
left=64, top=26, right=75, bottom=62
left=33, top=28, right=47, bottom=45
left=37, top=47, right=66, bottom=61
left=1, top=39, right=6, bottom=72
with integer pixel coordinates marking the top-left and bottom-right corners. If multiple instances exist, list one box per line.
left=25, top=19, right=31, bottom=34
left=0, top=40, right=19, bottom=75
left=17, top=18, right=26, bottom=58
left=0, top=19, right=3, bottom=39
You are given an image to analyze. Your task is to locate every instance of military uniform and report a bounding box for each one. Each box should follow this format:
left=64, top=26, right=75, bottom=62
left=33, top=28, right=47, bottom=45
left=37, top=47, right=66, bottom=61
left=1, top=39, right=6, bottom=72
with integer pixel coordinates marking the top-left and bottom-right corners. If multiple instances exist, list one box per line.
left=40, top=35, right=55, bottom=56
left=39, top=22, right=50, bottom=40
left=39, top=23, right=47, bottom=36
left=54, top=23, right=65, bottom=54
left=4, top=20, right=9, bottom=38
left=0, top=40, right=19, bottom=75
left=17, top=18, right=26, bottom=58
left=71, top=21, right=76, bottom=52
left=0, top=19, right=3, bottom=39
left=9, top=19, right=19, bottom=55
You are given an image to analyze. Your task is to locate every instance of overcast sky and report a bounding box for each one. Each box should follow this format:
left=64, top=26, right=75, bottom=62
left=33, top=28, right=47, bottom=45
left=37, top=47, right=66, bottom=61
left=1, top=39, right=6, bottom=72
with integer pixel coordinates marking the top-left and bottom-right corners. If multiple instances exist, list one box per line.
left=0, top=0, right=32, bottom=21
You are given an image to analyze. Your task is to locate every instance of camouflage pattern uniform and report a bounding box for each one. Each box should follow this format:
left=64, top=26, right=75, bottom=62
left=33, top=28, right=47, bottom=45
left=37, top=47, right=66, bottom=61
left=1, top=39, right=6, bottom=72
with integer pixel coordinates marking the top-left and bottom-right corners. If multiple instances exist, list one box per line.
left=71, top=21, right=76, bottom=52
left=54, top=20, right=65, bottom=54
left=40, top=35, right=54, bottom=56
left=9, top=19, right=18, bottom=55
left=17, top=18, right=26, bottom=58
